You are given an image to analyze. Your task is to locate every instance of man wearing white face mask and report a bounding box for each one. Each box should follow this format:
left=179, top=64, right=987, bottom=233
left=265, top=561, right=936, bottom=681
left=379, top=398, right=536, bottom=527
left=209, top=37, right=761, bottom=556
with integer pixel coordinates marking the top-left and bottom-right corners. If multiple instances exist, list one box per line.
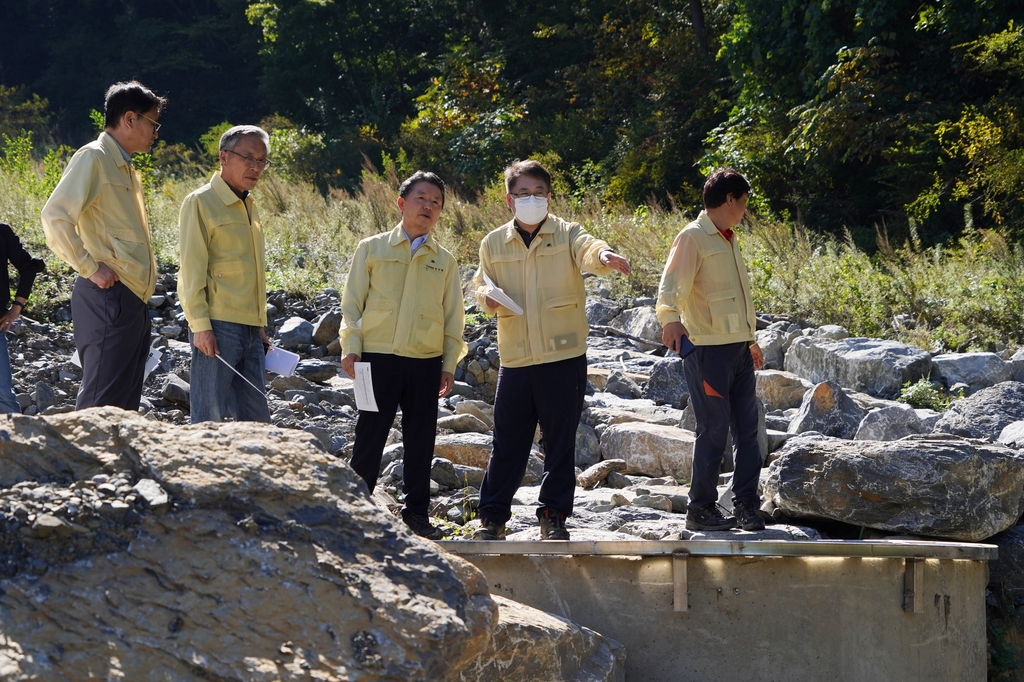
left=470, top=159, right=630, bottom=541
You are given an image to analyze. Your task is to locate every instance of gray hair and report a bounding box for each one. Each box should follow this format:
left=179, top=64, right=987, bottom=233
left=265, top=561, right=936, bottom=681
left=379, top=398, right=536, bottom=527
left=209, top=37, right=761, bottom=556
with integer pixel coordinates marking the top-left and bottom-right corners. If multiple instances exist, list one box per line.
left=219, top=125, right=271, bottom=153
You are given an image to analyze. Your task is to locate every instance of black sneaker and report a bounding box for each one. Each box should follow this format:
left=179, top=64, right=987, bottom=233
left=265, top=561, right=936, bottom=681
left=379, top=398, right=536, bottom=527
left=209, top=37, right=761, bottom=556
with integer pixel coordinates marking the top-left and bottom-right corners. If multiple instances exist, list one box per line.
left=734, top=500, right=766, bottom=531
left=404, top=514, right=444, bottom=540
left=470, top=518, right=506, bottom=541
left=685, top=503, right=737, bottom=531
left=537, top=507, right=570, bottom=540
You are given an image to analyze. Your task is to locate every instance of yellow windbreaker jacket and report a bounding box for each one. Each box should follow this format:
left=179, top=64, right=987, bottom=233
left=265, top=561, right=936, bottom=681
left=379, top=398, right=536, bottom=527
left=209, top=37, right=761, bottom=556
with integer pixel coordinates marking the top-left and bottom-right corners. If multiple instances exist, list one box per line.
left=471, top=214, right=612, bottom=368
left=41, top=132, right=156, bottom=301
left=178, top=172, right=267, bottom=332
left=340, top=224, right=467, bottom=374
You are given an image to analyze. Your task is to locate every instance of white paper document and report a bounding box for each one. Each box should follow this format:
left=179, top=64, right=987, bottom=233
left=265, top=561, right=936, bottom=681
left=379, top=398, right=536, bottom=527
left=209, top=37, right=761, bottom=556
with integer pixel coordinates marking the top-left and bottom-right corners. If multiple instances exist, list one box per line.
left=481, top=272, right=524, bottom=315
left=265, top=346, right=300, bottom=376
left=71, top=348, right=163, bottom=379
left=354, top=362, right=378, bottom=412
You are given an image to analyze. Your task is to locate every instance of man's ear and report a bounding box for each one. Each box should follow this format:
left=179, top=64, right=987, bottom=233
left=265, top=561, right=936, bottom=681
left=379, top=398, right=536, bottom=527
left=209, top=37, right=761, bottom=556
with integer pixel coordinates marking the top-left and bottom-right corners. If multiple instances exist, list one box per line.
left=397, top=196, right=405, bottom=212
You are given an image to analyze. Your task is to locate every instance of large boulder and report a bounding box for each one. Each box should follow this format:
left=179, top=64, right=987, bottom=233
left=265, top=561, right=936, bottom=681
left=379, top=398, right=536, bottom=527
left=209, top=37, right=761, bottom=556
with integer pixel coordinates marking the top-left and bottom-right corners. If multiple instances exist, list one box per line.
left=453, top=596, right=626, bottom=682
left=277, top=316, right=315, bottom=349
left=607, top=306, right=662, bottom=351
left=599, top=422, right=695, bottom=481
left=585, top=297, right=623, bottom=327
left=434, top=433, right=494, bottom=469
left=0, top=407, right=496, bottom=680
left=641, top=356, right=689, bottom=408
left=756, top=370, right=812, bottom=411
left=763, top=433, right=1024, bottom=541
left=787, top=381, right=867, bottom=439
left=854, top=403, right=929, bottom=441
left=931, top=352, right=1013, bottom=394
left=933, top=381, right=1024, bottom=440
left=312, top=309, right=343, bottom=346
left=784, top=337, right=932, bottom=399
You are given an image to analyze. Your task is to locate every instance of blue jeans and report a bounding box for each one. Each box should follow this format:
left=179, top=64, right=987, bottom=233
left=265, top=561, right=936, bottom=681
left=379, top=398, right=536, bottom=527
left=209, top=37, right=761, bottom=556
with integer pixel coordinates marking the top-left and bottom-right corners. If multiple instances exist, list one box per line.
left=189, top=320, right=270, bottom=423
left=0, top=333, right=20, bottom=413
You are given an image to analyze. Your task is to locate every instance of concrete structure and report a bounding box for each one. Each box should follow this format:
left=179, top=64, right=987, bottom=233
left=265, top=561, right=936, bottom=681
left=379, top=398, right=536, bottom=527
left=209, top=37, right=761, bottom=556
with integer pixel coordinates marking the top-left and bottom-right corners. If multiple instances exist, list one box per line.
left=440, top=539, right=995, bottom=681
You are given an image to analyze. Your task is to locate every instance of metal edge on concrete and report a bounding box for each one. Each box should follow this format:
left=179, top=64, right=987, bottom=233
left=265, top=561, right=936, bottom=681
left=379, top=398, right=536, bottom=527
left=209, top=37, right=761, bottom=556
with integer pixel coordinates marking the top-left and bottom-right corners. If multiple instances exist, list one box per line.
left=438, top=538, right=997, bottom=560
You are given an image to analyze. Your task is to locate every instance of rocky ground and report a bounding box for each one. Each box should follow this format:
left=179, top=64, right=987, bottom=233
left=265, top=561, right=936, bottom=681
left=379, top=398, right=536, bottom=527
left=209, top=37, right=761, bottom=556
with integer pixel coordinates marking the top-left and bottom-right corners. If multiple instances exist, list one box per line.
left=11, top=268, right=1024, bottom=675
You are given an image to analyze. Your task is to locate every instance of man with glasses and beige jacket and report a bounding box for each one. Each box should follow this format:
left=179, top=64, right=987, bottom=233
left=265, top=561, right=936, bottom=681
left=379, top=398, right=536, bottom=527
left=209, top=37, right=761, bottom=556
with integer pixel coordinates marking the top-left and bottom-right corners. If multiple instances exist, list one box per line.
left=42, top=81, right=165, bottom=411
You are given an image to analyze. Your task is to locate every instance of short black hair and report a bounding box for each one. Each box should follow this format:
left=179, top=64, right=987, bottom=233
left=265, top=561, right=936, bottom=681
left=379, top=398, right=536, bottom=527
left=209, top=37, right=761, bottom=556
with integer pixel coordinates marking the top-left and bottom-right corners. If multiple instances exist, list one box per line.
left=703, top=168, right=752, bottom=209
left=104, top=81, right=167, bottom=129
left=398, top=171, right=446, bottom=207
left=504, top=159, right=551, bottom=194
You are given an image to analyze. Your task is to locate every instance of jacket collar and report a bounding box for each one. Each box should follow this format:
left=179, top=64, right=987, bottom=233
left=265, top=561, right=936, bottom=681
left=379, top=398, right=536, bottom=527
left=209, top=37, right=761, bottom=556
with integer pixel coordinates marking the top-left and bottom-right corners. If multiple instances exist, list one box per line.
left=502, top=215, right=554, bottom=243
left=98, top=132, right=131, bottom=170
left=390, top=222, right=437, bottom=253
left=211, top=171, right=248, bottom=206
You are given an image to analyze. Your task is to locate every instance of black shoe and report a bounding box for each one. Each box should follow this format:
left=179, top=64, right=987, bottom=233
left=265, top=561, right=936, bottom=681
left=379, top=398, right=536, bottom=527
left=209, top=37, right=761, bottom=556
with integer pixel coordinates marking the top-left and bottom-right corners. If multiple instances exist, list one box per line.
left=404, top=514, right=444, bottom=540
left=537, top=507, right=570, bottom=540
left=470, top=518, right=506, bottom=541
left=734, top=500, right=766, bottom=531
left=685, top=503, right=737, bottom=531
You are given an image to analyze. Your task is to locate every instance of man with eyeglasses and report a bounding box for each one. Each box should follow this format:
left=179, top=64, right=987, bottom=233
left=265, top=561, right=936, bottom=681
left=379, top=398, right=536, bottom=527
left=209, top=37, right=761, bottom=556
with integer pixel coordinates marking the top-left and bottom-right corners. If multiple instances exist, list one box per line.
left=470, top=159, right=630, bottom=541
left=178, top=125, right=274, bottom=423
left=42, top=80, right=165, bottom=411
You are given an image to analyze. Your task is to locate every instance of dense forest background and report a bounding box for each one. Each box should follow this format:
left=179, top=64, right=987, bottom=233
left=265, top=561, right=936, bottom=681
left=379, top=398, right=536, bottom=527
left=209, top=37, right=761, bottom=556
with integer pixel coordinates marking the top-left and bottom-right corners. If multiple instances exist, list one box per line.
left=0, top=0, right=1022, bottom=248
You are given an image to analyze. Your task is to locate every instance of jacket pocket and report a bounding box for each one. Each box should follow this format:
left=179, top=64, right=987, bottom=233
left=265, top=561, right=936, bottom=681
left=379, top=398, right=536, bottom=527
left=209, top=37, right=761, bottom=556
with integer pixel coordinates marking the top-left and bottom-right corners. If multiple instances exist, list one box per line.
left=541, top=294, right=584, bottom=354
left=496, top=310, right=530, bottom=364
left=706, top=289, right=740, bottom=335
left=208, top=260, right=251, bottom=304
left=410, top=307, right=444, bottom=354
left=108, top=232, right=148, bottom=279
left=361, top=297, right=396, bottom=346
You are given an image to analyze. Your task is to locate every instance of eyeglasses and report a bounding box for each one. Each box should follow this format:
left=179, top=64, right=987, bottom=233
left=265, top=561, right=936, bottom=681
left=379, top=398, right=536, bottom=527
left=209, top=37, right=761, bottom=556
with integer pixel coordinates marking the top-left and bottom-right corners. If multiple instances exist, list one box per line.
left=225, top=149, right=273, bottom=170
left=136, top=112, right=161, bottom=133
left=510, top=190, right=548, bottom=199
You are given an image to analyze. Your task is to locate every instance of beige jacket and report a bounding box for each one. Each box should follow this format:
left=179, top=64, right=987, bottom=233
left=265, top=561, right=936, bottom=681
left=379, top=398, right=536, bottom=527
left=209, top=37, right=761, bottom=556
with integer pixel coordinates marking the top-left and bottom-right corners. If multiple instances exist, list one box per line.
left=41, top=132, right=157, bottom=301
left=656, top=210, right=756, bottom=346
left=472, top=214, right=612, bottom=368
left=340, top=224, right=467, bottom=374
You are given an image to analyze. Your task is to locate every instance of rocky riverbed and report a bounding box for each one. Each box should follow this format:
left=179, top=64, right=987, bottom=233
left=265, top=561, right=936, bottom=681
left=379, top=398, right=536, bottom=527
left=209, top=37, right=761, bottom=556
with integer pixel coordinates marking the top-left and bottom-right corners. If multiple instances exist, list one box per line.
left=10, top=268, right=1024, bottom=675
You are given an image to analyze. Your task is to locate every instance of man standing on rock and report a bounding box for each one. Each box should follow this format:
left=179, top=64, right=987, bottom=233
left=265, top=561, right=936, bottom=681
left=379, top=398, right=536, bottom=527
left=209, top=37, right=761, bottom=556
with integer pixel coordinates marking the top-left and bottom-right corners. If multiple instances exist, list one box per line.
left=340, top=171, right=467, bottom=539
left=656, top=168, right=765, bottom=532
left=178, top=125, right=272, bottom=424
left=42, top=81, right=165, bottom=411
left=470, top=160, right=630, bottom=541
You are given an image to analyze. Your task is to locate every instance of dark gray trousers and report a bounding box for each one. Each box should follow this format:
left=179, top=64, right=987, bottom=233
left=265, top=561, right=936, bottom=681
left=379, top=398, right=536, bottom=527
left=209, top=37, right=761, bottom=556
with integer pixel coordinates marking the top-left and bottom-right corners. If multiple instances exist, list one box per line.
left=684, top=341, right=761, bottom=509
left=72, top=277, right=151, bottom=411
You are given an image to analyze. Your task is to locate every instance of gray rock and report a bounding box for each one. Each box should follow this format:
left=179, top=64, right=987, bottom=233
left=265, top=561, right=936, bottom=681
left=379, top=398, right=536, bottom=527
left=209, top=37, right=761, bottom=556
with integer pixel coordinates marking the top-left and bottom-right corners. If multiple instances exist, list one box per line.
left=999, top=421, right=1024, bottom=449
left=784, top=337, right=933, bottom=399
left=604, top=370, right=642, bottom=399
left=788, top=381, right=867, bottom=439
left=575, top=423, right=601, bottom=468
left=437, top=413, right=491, bottom=433
left=764, top=433, right=1024, bottom=541
left=931, top=352, right=1012, bottom=394
left=276, top=316, right=314, bottom=349
left=311, top=310, right=343, bottom=346
left=577, top=459, right=628, bottom=489
left=34, top=382, right=55, bottom=412
left=933, top=382, right=1024, bottom=440
left=813, top=324, right=850, bottom=340
left=131, top=478, right=169, bottom=510
left=585, top=297, right=623, bottom=327
left=431, top=457, right=463, bottom=490
left=452, top=463, right=485, bottom=489
left=854, top=403, right=926, bottom=441
left=294, top=359, right=337, bottom=383
left=607, top=306, right=662, bottom=351
left=600, top=422, right=695, bottom=481
left=641, top=356, right=689, bottom=408
left=756, top=370, right=811, bottom=411
left=160, top=374, right=191, bottom=407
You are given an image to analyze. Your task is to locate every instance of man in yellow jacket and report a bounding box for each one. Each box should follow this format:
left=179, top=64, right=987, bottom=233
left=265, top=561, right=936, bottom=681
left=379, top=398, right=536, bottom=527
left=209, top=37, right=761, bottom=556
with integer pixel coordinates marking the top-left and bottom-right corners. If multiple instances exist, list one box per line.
left=470, top=160, right=630, bottom=541
left=657, top=168, right=765, bottom=532
left=340, top=171, right=467, bottom=539
left=42, top=81, right=165, bottom=411
left=178, top=125, right=272, bottom=423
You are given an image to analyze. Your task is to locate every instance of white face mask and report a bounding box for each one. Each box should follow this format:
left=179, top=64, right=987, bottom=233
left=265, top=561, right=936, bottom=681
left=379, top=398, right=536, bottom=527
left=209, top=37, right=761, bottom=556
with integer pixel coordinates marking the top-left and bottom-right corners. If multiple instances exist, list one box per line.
left=513, top=195, right=549, bottom=225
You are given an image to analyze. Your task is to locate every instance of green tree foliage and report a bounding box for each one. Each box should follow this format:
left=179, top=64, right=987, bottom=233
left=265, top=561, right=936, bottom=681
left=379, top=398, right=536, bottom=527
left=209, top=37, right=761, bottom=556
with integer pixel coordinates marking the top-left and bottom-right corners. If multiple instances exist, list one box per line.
left=709, top=0, right=1020, bottom=245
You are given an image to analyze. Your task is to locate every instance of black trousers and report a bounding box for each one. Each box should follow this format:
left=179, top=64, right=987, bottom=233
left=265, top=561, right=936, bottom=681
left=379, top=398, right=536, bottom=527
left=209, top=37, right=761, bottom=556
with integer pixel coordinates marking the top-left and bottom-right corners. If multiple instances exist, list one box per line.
left=684, top=342, right=761, bottom=509
left=72, top=277, right=151, bottom=411
left=350, top=352, right=441, bottom=518
left=476, top=354, right=587, bottom=525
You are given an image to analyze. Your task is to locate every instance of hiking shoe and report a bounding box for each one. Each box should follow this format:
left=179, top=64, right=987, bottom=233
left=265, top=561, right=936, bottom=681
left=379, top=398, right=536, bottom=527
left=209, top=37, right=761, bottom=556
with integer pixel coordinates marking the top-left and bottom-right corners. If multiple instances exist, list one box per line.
left=537, top=507, right=570, bottom=540
left=470, top=518, right=507, bottom=541
left=685, top=503, right=737, bottom=531
left=734, top=500, right=766, bottom=531
left=404, top=514, right=444, bottom=540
